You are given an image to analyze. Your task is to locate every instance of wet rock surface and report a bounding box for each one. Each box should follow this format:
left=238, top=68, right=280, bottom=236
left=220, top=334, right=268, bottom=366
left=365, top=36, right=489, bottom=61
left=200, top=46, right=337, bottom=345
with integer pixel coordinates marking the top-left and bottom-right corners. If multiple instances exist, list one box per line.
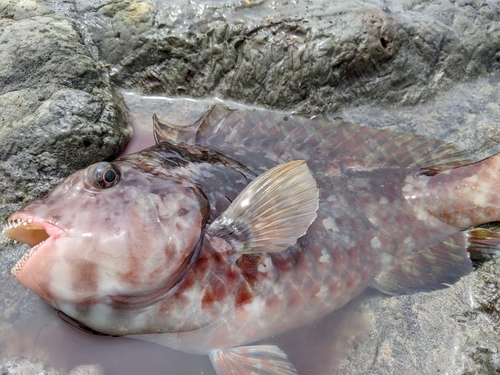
left=1, top=0, right=500, bottom=374
left=0, top=0, right=131, bottom=220
left=39, top=0, right=500, bottom=113
left=0, top=357, right=66, bottom=375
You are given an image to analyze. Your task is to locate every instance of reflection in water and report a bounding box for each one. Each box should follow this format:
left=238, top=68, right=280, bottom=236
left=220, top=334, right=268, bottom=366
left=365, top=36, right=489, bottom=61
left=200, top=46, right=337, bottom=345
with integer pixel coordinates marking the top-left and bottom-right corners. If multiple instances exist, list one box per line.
left=121, top=94, right=207, bottom=155
left=121, top=92, right=253, bottom=155
left=4, top=299, right=216, bottom=374
left=3, top=287, right=372, bottom=374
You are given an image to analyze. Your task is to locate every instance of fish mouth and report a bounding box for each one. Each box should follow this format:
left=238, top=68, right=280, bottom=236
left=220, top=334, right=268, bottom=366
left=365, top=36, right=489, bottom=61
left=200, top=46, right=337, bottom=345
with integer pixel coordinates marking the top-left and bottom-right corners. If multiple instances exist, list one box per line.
left=3, top=214, right=65, bottom=277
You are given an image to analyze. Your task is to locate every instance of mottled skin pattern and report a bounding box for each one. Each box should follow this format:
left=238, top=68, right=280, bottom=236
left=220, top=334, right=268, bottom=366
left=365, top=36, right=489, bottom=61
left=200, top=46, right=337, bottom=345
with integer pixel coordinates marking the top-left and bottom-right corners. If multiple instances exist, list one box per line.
left=407, top=156, right=500, bottom=229
left=7, top=105, right=493, bottom=358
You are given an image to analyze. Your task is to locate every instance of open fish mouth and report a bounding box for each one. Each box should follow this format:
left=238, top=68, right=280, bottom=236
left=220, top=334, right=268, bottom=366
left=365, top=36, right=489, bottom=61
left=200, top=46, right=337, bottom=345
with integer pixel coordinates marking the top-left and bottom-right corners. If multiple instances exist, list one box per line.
left=2, top=216, right=64, bottom=277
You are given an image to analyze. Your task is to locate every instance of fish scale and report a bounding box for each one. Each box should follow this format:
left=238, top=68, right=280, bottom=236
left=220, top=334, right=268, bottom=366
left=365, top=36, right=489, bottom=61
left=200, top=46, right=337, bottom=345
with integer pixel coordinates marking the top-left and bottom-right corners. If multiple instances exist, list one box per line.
left=129, top=114, right=468, bottom=351
left=4, top=104, right=500, bottom=374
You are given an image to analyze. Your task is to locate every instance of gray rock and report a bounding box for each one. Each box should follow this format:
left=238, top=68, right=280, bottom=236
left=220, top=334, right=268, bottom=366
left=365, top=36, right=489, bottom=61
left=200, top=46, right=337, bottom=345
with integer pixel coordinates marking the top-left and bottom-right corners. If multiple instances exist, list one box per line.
left=68, top=364, right=104, bottom=375
left=39, top=0, right=500, bottom=113
left=0, top=357, right=66, bottom=375
left=0, top=0, right=131, bottom=219
left=1, top=0, right=52, bottom=20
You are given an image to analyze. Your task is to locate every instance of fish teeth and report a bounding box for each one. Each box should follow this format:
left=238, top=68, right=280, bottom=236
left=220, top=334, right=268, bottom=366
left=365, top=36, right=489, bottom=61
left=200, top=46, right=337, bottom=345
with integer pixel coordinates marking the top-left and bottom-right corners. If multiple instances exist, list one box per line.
left=4, top=218, right=46, bottom=276
left=2, top=219, right=24, bottom=241
left=11, top=247, right=34, bottom=277
left=10, top=240, right=45, bottom=277
left=3, top=218, right=23, bottom=231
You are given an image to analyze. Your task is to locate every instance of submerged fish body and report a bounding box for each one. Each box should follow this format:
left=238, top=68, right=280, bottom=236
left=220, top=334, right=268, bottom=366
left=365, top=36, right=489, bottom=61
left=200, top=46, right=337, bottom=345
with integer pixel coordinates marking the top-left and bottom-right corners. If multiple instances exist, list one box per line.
left=4, top=105, right=500, bottom=374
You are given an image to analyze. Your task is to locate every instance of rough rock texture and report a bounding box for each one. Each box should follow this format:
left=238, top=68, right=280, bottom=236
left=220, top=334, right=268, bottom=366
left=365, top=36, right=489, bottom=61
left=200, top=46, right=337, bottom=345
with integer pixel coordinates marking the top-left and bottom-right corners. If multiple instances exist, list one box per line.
left=1, top=0, right=500, bottom=374
left=40, top=0, right=500, bottom=113
left=0, top=357, right=66, bottom=375
left=0, top=0, right=131, bottom=220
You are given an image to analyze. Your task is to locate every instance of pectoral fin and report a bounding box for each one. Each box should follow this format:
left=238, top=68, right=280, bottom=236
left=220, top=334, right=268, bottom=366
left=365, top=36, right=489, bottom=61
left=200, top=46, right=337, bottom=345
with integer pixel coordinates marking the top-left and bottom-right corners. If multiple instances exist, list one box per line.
left=206, top=160, right=319, bottom=254
left=209, top=345, right=298, bottom=375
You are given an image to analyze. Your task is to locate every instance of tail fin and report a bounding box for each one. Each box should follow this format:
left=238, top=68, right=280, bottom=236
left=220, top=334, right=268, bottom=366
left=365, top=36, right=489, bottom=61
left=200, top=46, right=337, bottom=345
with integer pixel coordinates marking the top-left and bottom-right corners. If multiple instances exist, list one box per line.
left=467, top=227, right=500, bottom=265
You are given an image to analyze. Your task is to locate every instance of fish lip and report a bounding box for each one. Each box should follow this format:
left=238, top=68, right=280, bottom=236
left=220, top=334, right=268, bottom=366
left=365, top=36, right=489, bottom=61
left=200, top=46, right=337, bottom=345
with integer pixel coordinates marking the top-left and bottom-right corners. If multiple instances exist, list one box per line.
left=3, top=213, right=66, bottom=277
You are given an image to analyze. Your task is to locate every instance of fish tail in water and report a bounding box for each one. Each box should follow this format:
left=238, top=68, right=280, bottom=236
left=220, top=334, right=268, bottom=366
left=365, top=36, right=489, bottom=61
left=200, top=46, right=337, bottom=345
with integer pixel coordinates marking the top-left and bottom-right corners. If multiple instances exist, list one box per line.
left=467, top=227, right=500, bottom=263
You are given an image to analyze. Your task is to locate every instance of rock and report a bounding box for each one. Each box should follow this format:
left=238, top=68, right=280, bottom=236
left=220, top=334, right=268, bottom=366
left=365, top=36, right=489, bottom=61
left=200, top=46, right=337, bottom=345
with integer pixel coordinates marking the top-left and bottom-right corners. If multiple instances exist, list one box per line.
left=0, top=0, right=131, bottom=220
left=39, top=0, right=500, bottom=113
left=1, top=0, right=52, bottom=20
left=0, top=356, right=66, bottom=375
left=69, top=364, right=104, bottom=375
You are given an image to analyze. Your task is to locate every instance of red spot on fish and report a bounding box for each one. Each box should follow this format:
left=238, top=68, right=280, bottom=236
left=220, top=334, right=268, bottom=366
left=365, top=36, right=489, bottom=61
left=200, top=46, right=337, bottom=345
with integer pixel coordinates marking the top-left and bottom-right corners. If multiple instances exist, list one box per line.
left=236, top=254, right=262, bottom=269
left=272, top=253, right=292, bottom=272
left=349, top=247, right=359, bottom=265
left=235, top=284, right=253, bottom=305
left=201, top=278, right=226, bottom=308
left=225, top=266, right=240, bottom=285
left=236, top=254, right=262, bottom=286
left=212, top=251, right=223, bottom=263
left=202, top=287, right=216, bottom=308
left=196, top=256, right=210, bottom=274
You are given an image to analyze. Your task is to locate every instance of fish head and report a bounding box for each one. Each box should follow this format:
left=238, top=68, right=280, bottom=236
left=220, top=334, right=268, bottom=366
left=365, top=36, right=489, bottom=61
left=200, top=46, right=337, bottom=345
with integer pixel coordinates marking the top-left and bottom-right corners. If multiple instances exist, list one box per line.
left=4, top=153, right=209, bottom=310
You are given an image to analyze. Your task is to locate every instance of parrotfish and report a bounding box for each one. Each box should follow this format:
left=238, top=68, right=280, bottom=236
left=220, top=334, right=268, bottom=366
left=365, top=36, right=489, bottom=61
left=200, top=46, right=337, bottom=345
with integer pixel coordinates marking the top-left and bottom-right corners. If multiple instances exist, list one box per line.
left=4, top=104, right=500, bottom=374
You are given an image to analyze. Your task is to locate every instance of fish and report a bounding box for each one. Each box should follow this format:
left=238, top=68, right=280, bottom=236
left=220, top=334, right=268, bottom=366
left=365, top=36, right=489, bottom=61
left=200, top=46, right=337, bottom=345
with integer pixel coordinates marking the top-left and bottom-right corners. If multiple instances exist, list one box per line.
left=3, top=103, right=500, bottom=374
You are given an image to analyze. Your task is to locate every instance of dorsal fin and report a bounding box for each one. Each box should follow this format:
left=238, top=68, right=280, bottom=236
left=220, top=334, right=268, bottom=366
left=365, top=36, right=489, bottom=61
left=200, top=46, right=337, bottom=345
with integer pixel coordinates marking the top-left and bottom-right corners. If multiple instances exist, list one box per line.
left=153, top=110, right=209, bottom=144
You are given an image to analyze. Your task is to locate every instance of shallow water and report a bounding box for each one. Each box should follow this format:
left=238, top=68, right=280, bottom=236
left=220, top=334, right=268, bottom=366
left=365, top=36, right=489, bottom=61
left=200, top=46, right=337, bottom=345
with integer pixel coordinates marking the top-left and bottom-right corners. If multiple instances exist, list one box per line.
left=1, top=277, right=371, bottom=374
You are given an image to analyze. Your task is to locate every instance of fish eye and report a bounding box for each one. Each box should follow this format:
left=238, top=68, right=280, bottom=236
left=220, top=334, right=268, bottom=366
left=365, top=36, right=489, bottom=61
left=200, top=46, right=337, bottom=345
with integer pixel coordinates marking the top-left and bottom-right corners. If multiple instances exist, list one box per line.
left=92, top=162, right=121, bottom=189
